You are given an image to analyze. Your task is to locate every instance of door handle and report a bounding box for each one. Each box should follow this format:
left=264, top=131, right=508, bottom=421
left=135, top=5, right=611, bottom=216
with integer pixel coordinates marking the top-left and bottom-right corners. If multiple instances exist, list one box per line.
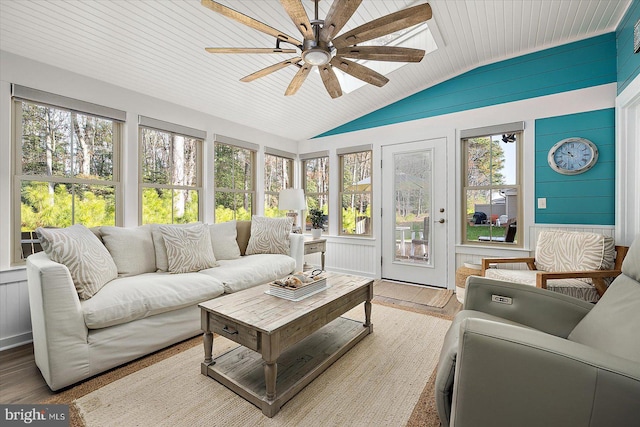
left=438, top=218, right=445, bottom=224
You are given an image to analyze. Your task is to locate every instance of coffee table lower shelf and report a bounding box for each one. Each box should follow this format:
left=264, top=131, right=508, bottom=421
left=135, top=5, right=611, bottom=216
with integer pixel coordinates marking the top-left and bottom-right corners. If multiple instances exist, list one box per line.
left=202, top=316, right=370, bottom=417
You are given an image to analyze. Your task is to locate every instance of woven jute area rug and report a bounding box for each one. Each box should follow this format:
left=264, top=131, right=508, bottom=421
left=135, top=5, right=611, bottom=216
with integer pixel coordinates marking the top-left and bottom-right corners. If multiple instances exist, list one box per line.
left=46, top=303, right=450, bottom=427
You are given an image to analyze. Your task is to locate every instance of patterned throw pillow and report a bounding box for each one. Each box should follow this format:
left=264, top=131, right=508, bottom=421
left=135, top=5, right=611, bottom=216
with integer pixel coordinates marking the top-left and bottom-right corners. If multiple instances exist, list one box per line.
left=535, top=230, right=616, bottom=283
left=209, top=220, right=241, bottom=260
left=158, top=224, right=217, bottom=273
left=36, top=224, right=118, bottom=300
left=245, top=216, right=293, bottom=256
left=151, top=222, right=202, bottom=272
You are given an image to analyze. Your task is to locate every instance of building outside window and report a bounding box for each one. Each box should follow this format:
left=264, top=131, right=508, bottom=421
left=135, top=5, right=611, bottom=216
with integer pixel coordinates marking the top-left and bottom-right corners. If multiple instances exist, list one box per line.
left=339, top=147, right=373, bottom=236
left=301, top=152, right=329, bottom=233
left=264, top=149, right=294, bottom=218
left=139, top=117, right=203, bottom=224
left=462, top=123, right=523, bottom=245
left=214, top=138, right=256, bottom=222
left=12, top=87, right=124, bottom=263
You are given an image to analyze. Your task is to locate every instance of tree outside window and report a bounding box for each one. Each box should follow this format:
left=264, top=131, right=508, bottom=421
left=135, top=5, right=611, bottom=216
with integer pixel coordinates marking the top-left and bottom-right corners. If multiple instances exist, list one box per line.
left=303, top=156, right=329, bottom=232
left=340, top=151, right=372, bottom=236
left=15, top=100, right=120, bottom=262
left=214, top=142, right=255, bottom=222
left=140, top=127, right=201, bottom=224
left=264, top=153, right=293, bottom=218
left=463, top=132, right=521, bottom=245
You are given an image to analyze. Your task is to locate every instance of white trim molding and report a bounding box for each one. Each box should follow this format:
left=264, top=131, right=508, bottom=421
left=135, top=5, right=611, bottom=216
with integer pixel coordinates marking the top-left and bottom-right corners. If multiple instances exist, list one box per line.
left=616, top=74, right=640, bottom=245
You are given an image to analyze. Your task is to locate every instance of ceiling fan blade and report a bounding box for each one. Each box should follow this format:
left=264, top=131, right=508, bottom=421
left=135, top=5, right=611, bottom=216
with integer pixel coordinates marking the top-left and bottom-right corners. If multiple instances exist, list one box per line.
left=337, top=46, right=425, bottom=62
left=240, top=57, right=302, bottom=82
left=332, top=3, right=432, bottom=49
left=205, top=47, right=297, bottom=54
left=279, top=0, right=314, bottom=40
left=285, top=63, right=312, bottom=96
left=319, top=0, right=363, bottom=43
left=330, top=57, right=389, bottom=87
left=319, top=64, right=343, bottom=99
left=201, top=0, right=302, bottom=47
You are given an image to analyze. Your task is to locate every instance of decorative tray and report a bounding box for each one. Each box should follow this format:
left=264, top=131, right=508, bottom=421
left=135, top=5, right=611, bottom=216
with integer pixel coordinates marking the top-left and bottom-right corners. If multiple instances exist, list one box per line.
left=266, top=274, right=328, bottom=301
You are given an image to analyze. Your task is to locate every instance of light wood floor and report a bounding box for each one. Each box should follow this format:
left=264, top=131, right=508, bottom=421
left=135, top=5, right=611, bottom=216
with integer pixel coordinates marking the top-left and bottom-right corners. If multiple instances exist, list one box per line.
left=0, top=280, right=461, bottom=404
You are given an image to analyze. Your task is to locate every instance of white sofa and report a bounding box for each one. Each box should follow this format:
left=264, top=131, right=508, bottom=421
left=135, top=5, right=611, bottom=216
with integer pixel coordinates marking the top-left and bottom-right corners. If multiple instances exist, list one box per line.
left=27, top=220, right=304, bottom=391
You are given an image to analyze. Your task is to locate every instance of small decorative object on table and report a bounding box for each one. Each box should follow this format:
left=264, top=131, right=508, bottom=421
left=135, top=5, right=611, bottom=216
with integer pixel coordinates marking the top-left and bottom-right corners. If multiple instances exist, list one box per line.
left=267, top=269, right=327, bottom=301
left=309, top=208, right=324, bottom=239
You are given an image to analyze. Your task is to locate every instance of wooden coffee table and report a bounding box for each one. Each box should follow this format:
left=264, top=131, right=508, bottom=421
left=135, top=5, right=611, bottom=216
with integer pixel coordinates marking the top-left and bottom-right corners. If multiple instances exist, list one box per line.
left=199, top=272, right=373, bottom=417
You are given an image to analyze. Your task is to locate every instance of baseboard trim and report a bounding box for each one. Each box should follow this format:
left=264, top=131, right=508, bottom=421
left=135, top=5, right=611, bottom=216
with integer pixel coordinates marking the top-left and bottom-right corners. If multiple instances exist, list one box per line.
left=0, top=332, right=33, bottom=352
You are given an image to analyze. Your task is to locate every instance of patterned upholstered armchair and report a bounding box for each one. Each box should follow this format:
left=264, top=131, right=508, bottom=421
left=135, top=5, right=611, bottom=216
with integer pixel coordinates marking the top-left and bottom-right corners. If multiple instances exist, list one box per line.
left=481, top=230, right=628, bottom=302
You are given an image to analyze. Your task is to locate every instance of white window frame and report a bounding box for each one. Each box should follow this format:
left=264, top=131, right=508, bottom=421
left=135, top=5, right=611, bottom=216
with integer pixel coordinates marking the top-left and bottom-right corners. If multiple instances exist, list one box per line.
left=301, top=151, right=330, bottom=234
left=138, top=116, right=204, bottom=224
left=338, top=146, right=373, bottom=237
left=213, top=136, right=257, bottom=222
left=461, top=122, right=523, bottom=247
left=11, top=86, right=124, bottom=264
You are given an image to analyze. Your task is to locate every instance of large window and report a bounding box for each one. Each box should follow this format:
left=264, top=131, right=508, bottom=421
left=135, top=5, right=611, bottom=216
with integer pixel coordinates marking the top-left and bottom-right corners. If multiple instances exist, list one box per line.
left=139, top=118, right=203, bottom=224
left=264, top=150, right=294, bottom=218
left=462, top=124, right=522, bottom=245
left=13, top=87, right=123, bottom=263
left=302, top=153, right=329, bottom=233
left=214, top=140, right=256, bottom=222
left=339, top=148, right=372, bottom=236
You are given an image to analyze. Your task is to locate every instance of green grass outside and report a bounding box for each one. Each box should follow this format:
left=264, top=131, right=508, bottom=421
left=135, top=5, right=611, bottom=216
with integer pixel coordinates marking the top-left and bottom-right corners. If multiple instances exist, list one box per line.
left=466, top=225, right=506, bottom=241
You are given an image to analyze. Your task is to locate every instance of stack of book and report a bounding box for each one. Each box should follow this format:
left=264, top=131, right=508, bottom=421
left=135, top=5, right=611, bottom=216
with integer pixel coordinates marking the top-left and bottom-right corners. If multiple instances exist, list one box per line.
left=267, top=275, right=328, bottom=301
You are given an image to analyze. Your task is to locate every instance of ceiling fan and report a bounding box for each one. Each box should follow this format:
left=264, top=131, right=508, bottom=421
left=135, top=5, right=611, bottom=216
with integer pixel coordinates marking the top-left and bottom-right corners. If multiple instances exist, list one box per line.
left=201, top=0, right=433, bottom=99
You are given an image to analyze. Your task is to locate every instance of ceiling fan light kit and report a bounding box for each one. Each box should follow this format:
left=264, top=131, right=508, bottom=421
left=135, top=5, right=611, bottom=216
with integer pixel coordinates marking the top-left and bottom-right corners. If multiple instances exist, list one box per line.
left=201, top=0, right=432, bottom=99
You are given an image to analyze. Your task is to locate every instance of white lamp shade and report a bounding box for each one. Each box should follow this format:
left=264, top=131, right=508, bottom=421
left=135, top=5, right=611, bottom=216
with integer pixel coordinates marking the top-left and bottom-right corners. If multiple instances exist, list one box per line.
left=278, top=188, right=306, bottom=210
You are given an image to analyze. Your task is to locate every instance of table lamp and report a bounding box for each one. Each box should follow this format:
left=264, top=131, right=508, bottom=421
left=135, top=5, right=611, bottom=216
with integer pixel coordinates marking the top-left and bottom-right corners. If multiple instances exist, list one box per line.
left=278, top=188, right=306, bottom=231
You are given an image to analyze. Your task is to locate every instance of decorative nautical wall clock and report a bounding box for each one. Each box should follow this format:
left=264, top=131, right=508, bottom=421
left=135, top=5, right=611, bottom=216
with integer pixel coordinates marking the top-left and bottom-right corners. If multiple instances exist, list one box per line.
left=547, top=137, right=598, bottom=175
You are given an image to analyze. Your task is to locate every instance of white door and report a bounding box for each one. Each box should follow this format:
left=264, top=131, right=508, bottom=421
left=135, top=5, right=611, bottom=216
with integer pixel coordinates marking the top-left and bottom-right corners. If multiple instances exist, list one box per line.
left=381, top=139, right=448, bottom=286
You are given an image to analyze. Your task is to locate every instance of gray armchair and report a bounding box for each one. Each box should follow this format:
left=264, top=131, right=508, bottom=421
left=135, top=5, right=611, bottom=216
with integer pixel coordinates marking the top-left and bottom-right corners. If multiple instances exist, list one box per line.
left=436, top=235, right=640, bottom=427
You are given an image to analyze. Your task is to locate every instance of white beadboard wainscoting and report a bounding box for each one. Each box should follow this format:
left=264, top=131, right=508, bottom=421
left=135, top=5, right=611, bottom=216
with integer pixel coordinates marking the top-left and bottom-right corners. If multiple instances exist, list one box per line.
left=455, top=224, right=616, bottom=271
left=0, top=268, right=31, bottom=351
left=305, top=236, right=376, bottom=278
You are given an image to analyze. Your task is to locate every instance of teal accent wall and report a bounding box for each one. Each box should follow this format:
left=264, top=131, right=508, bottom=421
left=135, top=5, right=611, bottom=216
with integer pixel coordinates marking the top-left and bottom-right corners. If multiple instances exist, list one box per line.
left=535, top=109, right=615, bottom=225
left=318, top=34, right=616, bottom=138
left=617, top=0, right=640, bottom=94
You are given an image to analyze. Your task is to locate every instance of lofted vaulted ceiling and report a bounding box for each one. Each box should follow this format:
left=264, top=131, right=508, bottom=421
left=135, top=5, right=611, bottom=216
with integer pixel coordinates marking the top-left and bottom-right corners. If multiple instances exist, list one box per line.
left=0, top=0, right=630, bottom=141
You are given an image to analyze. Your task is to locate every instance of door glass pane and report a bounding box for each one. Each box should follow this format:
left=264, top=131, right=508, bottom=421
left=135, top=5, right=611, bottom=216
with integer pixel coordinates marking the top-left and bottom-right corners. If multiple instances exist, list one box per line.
left=394, top=150, right=432, bottom=264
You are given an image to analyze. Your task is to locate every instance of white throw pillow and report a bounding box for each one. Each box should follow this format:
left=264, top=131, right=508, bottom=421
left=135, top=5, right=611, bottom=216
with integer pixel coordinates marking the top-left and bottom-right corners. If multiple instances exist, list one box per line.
left=245, top=216, right=293, bottom=256
left=100, top=225, right=157, bottom=276
left=151, top=222, right=201, bottom=272
left=158, top=223, right=217, bottom=273
left=36, top=224, right=118, bottom=300
left=209, top=220, right=241, bottom=260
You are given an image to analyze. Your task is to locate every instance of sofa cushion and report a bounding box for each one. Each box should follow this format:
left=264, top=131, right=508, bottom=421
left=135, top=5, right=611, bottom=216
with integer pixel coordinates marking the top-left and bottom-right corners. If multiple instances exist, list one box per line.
left=484, top=268, right=600, bottom=303
left=245, top=216, right=293, bottom=256
left=150, top=222, right=201, bottom=272
left=209, top=221, right=241, bottom=260
left=100, top=225, right=157, bottom=276
left=81, top=272, right=224, bottom=329
left=159, top=224, right=217, bottom=273
left=535, top=231, right=615, bottom=282
left=199, top=254, right=296, bottom=293
left=236, top=221, right=251, bottom=256
left=36, top=224, right=118, bottom=300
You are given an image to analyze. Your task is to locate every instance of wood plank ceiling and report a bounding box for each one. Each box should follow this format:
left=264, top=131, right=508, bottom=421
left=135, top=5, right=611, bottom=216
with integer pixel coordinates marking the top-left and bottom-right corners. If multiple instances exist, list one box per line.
left=0, top=0, right=630, bottom=141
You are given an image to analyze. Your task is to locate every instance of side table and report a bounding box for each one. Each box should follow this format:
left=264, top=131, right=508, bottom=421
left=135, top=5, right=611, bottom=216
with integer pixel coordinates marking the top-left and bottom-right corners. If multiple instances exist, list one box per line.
left=304, top=238, right=326, bottom=271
